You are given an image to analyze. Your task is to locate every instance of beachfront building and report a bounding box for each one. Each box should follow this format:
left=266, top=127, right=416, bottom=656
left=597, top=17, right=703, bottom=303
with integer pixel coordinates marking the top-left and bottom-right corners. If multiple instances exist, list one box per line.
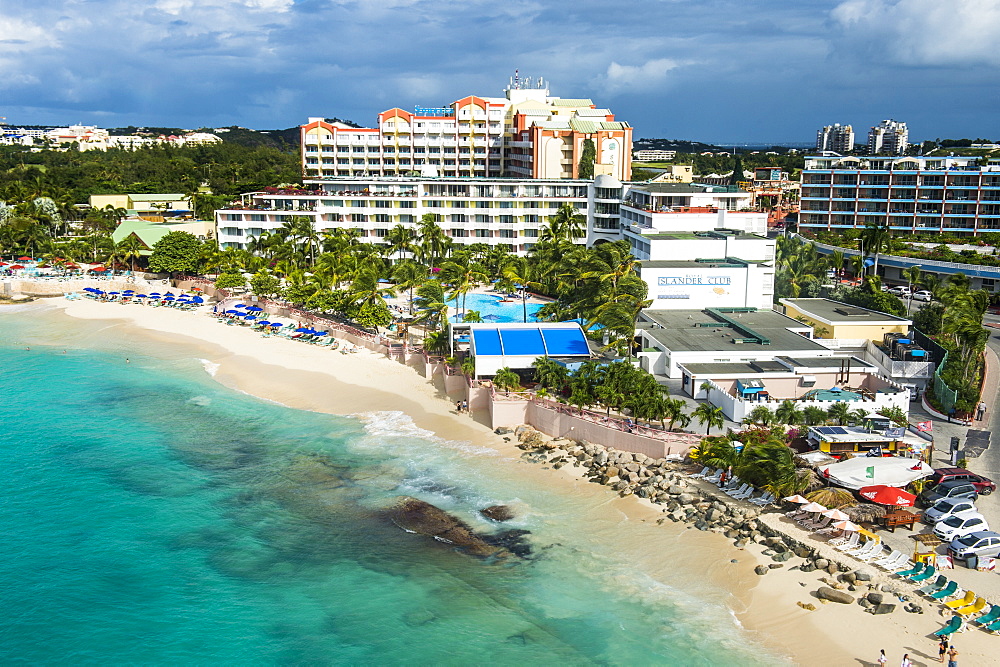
left=676, top=355, right=909, bottom=423
left=215, top=176, right=591, bottom=255
left=89, top=194, right=193, bottom=219
left=816, top=123, right=855, bottom=153
left=799, top=155, right=1000, bottom=237
left=634, top=307, right=826, bottom=379
left=633, top=149, right=677, bottom=162
left=111, top=218, right=215, bottom=253
left=639, top=257, right=775, bottom=310
left=619, top=182, right=765, bottom=235
left=299, top=76, right=632, bottom=181
left=868, top=119, right=909, bottom=155
left=462, top=322, right=592, bottom=377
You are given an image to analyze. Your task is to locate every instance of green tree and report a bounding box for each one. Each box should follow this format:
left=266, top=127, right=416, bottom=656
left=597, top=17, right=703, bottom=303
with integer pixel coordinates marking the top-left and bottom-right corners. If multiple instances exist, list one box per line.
left=148, top=231, right=202, bottom=274
left=215, top=271, right=245, bottom=291
left=249, top=270, right=282, bottom=298
left=826, top=401, right=852, bottom=426
left=577, top=139, right=596, bottom=179
left=532, top=356, right=568, bottom=391
left=693, top=403, right=725, bottom=435
left=775, top=400, right=803, bottom=425
left=802, top=406, right=828, bottom=426
left=493, top=367, right=521, bottom=393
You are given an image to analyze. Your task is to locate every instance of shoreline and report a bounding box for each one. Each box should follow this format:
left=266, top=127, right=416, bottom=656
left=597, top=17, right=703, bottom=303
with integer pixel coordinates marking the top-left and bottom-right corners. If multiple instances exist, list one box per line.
left=13, top=296, right=996, bottom=664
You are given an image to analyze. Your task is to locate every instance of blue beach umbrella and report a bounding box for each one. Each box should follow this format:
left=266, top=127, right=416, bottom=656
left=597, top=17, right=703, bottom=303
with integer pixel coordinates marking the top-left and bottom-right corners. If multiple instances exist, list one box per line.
left=244, top=315, right=257, bottom=321
left=190, top=296, right=204, bottom=303
left=108, top=291, right=119, bottom=295
left=225, top=309, right=240, bottom=314
left=164, top=296, right=176, bottom=301
left=246, top=305, right=263, bottom=312
left=270, top=323, right=283, bottom=328
left=149, top=292, right=161, bottom=297
left=257, top=321, right=271, bottom=326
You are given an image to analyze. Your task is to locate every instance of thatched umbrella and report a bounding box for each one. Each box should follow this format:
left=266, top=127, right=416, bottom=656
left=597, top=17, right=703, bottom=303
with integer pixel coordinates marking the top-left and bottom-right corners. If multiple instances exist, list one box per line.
left=802, top=468, right=827, bottom=492
left=845, top=503, right=887, bottom=523
left=806, top=487, right=856, bottom=509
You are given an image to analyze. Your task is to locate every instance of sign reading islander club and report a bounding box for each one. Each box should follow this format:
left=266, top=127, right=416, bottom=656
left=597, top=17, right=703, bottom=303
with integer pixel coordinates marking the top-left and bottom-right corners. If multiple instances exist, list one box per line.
left=639, top=265, right=773, bottom=309
left=657, top=275, right=732, bottom=286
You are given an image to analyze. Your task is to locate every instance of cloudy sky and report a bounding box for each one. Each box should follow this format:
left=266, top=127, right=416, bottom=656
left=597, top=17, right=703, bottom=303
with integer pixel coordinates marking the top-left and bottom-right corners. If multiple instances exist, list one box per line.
left=2, top=0, right=997, bottom=143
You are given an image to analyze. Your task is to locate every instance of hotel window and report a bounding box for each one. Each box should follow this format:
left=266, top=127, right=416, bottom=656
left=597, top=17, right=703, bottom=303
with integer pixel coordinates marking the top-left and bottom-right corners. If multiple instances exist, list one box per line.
left=475, top=229, right=491, bottom=237
left=351, top=214, right=368, bottom=223
left=450, top=214, right=467, bottom=223
left=374, top=228, right=389, bottom=237
left=351, top=200, right=367, bottom=207
left=399, top=214, right=415, bottom=223
left=522, top=229, right=538, bottom=237
left=373, top=200, right=391, bottom=208
left=372, top=214, right=390, bottom=223
left=451, top=229, right=469, bottom=237
left=399, top=200, right=415, bottom=208
left=353, top=147, right=365, bottom=153
left=499, top=215, right=514, bottom=224
left=475, top=215, right=490, bottom=223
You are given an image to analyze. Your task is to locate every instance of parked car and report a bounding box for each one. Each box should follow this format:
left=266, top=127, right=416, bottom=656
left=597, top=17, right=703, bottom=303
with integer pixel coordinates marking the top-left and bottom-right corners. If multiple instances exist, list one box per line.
left=926, top=468, right=995, bottom=495
left=923, top=497, right=978, bottom=524
left=913, top=290, right=933, bottom=302
left=888, top=285, right=912, bottom=296
left=934, top=513, right=989, bottom=541
left=921, top=480, right=980, bottom=506
left=948, top=531, right=1000, bottom=561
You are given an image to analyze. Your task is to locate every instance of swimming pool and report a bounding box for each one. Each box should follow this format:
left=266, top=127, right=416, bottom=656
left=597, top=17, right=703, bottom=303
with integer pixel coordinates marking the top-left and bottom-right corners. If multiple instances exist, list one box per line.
left=449, top=292, right=544, bottom=323
left=804, top=388, right=864, bottom=401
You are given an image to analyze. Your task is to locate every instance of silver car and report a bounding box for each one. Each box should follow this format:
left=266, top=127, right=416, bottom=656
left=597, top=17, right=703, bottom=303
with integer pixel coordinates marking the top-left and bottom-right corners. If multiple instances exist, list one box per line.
left=934, top=513, right=988, bottom=541
left=948, top=531, right=1000, bottom=560
left=923, top=497, right=978, bottom=524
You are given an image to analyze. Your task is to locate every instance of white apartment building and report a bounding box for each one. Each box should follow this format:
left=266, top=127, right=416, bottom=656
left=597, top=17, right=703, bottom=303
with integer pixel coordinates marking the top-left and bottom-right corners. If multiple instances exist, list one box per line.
left=618, top=182, right=766, bottom=236
left=816, top=123, right=855, bottom=153
left=633, top=149, right=677, bottom=161
left=300, top=76, right=632, bottom=182
left=868, top=119, right=909, bottom=155
left=215, top=176, right=591, bottom=255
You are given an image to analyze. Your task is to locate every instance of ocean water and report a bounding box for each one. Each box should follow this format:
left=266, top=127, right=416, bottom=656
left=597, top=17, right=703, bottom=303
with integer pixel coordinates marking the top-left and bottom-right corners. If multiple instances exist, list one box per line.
left=0, top=304, right=781, bottom=665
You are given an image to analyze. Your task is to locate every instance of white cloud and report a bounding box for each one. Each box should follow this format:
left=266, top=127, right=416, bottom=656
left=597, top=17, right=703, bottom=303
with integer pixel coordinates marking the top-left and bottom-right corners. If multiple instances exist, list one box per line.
left=831, top=0, right=1000, bottom=66
left=0, top=15, right=53, bottom=51
left=602, top=58, right=685, bottom=91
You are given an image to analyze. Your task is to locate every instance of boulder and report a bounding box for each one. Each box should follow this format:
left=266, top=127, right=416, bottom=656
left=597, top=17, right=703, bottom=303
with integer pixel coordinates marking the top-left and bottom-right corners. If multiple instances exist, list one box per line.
left=754, top=565, right=769, bottom=575
left=388, top=496, right=506, bottom=558
left=480, top=505, right=516, bottom=522
left=870, top=603, right=896, bottom=615
left=866, top=592, right=884, bottom=605
left=772, top=551, right=793, bottom=562
left=854, top=569, right=873, bottom=582
left=816, top=586, right=854, bottom=604
left=814, top=558, right=830, bottom=571
left=494, top=427, right=513, bottom=435
left=796, top=601, right=817, bottom=611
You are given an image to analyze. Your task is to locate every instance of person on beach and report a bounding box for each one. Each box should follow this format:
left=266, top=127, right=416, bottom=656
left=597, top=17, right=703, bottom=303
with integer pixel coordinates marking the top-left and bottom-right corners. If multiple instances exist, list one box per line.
left=456, top=400, right=462, bottom=413
left=462, top=400, right=468, bottom=413
left=938, top=639, right=948, bottom=663
left=947, top=646, right=958, bottom=667
left=977, top=401, right=986, bottom=421
left=900, top=653, right=912, bottom=667
left=877, top=649, right=886, bottom=666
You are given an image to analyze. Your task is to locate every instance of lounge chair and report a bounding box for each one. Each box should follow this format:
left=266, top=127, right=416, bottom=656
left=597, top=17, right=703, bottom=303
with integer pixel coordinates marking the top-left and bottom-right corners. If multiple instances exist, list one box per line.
left=909, top=565, right=937, bottom=583
left=727, top=484, right=753, bottom=499
left=857, top=544, right=890, bottom=563
left=719, top=476, right=741, bottom=490
left=830, top=532, right=860, bottom=549
left=956, top=597, right=988, bottom=617
left=802, top=516, right=833, bottom=532
left=972, top=603, right=1000, bottom=628
left=894, top=562, right=924, bottom=578
left=689, top=466, right=711, bottom=479
left=749, top=491, right=775, bottom=506
left=724, top=482, right=750, bottom=498
left=873, top=551, right=906, bottom=570
left=927, top=581, right=960, bottom=601
left=704, top=470, right=723, bottom=484
left=846, top=540, right=882, bottom=560
left=934, top=615, right=965, bottom=637
left=984, top=616, right=1000, bottom=634
left=915, top=575, right=948, bottom=596
left=944, top=591, right=976, bottom=610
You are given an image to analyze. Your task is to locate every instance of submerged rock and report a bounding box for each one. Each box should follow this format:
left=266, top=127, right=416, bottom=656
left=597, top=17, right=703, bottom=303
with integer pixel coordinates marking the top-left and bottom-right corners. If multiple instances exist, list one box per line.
left=480, top=505, right=516, bottom=522
left=388, top=496, right=509, bottom=558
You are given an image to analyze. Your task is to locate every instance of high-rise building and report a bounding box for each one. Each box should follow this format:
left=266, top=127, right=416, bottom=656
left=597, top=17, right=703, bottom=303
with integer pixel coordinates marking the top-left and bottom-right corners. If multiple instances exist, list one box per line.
left=299, top=75, right=632, bottom=182
left=868, top=119, right=909, bottom=155
left=816, top=123, right=855, bottom=153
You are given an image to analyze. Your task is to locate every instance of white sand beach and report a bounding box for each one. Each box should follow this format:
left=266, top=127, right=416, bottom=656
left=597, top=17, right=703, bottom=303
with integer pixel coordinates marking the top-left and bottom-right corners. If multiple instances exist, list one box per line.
left=27, top=295, right=999, bottom=665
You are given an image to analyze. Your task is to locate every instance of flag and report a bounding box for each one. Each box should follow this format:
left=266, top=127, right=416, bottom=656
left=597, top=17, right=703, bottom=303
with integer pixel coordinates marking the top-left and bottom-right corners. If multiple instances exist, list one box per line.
left=885, top=427, right=905, bottom=437
left=916, top=421, right=933, bottom=432
left=866, top=466, right=875, bottom=478
left=910, top=463, right=923, bottom=471
left=823, top=468, right=830, bottom=478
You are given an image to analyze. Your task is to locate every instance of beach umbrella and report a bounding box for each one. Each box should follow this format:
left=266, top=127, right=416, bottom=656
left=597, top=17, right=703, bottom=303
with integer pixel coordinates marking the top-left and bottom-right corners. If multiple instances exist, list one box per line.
left=822, top=508, right=851, bottom=522
left=800, top=502, right=827, bottom=513
left=270, top=323, right=283, bottom=328
left=783, top=495, right=810, bottom=504
left=225, top=309, right=240, bottom=314
left=190, top=296, right=204, bottom=303
left=806, top=487, right=856, bottom=509
left=246, top=305, right=263, bottom=312
left=833, top=520, right=860, bottom=532
left=149, top=292, right=161, bottom=297
left=163, top=296, right=176, bottom=301
left=295, top=327, right=311, bottom=333
left=233, top=303, right=247, bottom=308
left=244, top=315, right=257, bottom=321
left=10, top=264, right=24, bottom=270
left=18, top=256, right=31, bottom=261
left=313, top=330, right=328, bottom=336
left=257, top=321, right=270, bottom=326
left=858, top=485, right=917, bottom=507
left=134, top=294, right=146, bottom=298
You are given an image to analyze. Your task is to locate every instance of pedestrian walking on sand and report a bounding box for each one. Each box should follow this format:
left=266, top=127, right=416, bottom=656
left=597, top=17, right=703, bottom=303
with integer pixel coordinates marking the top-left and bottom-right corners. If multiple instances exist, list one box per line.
left=947, top=646, right=958, bottom=667
left=900, top=653, right=912, bottom=667
left=938, top=639, right=949, bottom=663
left=877, top=649, right=886, bottom=666
left=977, top=401, right=986, bottom=421
left=462, top=400, right=468, bottom=413
left=456, top=400, right=462, bottom=413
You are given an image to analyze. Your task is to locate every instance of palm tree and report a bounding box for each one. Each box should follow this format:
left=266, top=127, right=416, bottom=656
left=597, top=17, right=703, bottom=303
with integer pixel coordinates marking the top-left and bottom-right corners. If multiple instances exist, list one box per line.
left=744, top=405, right=776, bottom=427
left=391, top=259, right=428, bottom=314
left=693, top=403, right=725, bottom=435
left=115, top=235, right=145, bottom=273
left=664, top=397, right=690, bottom=431
left=775, top=400, right=804, bottom=426
left=532, top=356, right=568, bottom=392
left=826, top=401, right=852, bottom=426
left=541, top=202, right=586, bottom=243
left=492, top=367, right=521, bottom=393
left=462, top=310, right=484, bottom=323
left=417, top=214, right=448, bottom=265
left=502, top=256, right=541, bottom=323
left=859, top=222, right=890, bottom=276
left=386, top=224, right=417, bottom=262
left=440, top=257, right=488, bottom=318
left=802, top=406, right=828, bottom=426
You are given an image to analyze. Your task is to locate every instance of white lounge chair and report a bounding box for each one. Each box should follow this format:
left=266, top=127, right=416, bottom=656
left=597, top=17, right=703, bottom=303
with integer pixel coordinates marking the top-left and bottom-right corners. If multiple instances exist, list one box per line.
left=730, top=486, right=756, bottom=501
left=857, top=543, right=889, bottom=562
left=749, top=491, right=775, bottom=506
left=873, top=550, right=905, bottom=570
left=689, top=466, right=711, bottom=479
left=844, top=539, right=880, bottom=558
left=725, top=483, right=751, bottom=498
left=830, top=532, right=859, bottom=549
left=704, top=470, right=723, bottom=484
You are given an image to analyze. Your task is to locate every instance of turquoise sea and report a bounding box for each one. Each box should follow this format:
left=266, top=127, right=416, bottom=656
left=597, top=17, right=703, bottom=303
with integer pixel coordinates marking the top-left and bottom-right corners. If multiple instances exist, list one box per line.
left=0, top=304, right=782, bottom=665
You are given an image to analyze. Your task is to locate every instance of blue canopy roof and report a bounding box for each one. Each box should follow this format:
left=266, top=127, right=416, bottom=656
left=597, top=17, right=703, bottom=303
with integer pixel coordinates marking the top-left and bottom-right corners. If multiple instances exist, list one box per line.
left=470, top=324, right=589, bottom=358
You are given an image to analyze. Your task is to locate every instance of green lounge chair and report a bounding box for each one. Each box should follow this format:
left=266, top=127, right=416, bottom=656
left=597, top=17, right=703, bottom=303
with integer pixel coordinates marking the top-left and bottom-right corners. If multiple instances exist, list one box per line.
left=934, top=615, right=964, bottom=637
left=984, top=616, right=1000, bottom=634
left=909, top=565, right=936, bottom=582
left=928, top=580, right=959, bottom=600
left=915, top=575, right=948, bottom=596
left=895, top=562, right=924, bottom=578
left=973, top=604, right=1000, bottom=627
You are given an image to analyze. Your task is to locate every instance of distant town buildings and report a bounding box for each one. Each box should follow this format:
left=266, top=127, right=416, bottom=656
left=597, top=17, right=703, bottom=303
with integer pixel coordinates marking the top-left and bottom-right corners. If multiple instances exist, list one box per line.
left=0, top=124, right=221, bottom=151
left=799, top=154, right=1000, bottom=238
left=633, top=149, right=676, bottom=162
left=868, top=119, right=909, bottom=155
left=300, top=75, right=632, bottom=181
left=816, top=123, right=855, bottom=153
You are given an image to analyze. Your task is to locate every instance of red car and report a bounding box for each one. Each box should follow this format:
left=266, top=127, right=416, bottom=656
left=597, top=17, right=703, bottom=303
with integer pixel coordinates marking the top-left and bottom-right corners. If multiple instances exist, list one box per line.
left=927, top=468, right=995, bottom=495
